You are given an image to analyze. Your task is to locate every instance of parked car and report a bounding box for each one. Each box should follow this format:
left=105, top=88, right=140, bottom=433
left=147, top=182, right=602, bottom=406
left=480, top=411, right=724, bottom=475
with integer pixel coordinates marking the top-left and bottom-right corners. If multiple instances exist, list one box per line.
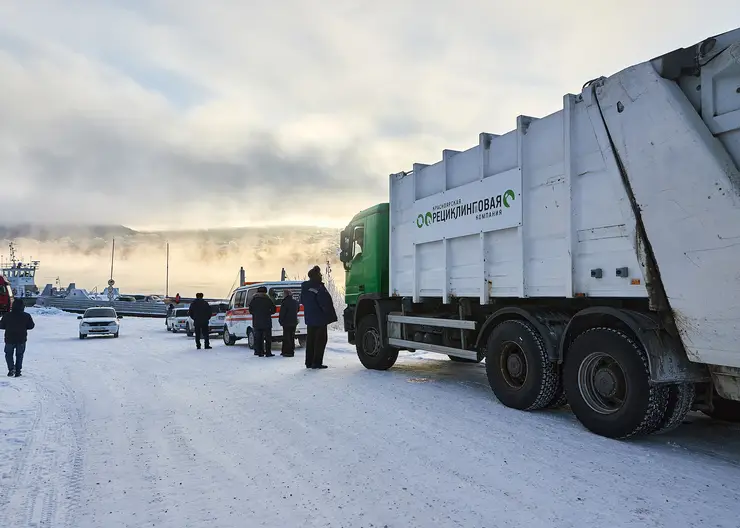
left=78, top=307, right=122, bottom=339
left=223, top=281, right=307, bottom=348
left=116, top=295, right=137, bottom=302
left=186, top=302, right=228, bottom=337
left=166, top=307, right=190, bottom=333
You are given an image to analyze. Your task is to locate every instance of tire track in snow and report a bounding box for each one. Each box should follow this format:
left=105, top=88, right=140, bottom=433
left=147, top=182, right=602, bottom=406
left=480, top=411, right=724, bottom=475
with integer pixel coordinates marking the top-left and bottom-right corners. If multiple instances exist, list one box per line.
left=0, top=373, right=84, bottom=528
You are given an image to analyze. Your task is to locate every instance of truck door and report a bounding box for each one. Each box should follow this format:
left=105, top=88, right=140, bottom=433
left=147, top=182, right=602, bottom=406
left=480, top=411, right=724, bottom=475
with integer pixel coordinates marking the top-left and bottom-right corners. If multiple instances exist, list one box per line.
left=344, top=225, right=366, bottom=302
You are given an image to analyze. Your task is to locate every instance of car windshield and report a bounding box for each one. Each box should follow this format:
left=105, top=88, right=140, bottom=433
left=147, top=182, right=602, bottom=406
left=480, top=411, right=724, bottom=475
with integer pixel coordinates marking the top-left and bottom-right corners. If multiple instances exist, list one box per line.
left=270, top=288, right=301, bottom=304
left=211, top=303, right=228, bottom=315
left=85, top=308, right=116, bottom=318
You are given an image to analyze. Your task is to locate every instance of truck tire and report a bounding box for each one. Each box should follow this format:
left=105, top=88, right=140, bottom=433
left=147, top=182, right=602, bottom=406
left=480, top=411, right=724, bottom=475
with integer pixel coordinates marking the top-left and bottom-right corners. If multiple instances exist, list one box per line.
left=703, top=391, right=740, bottom=422
left=563, top=327, right=669, bottom=439
left=448, top=355, right=483, bottom=364
left=655, top=383, right=695, bottom=435
left=545, top=378, right=568, bottom=409
left=223, top=327, right=236, bottom=346
left=485, top=320, right=558, bottom=411
left=356, top=314, right=398, bottom=370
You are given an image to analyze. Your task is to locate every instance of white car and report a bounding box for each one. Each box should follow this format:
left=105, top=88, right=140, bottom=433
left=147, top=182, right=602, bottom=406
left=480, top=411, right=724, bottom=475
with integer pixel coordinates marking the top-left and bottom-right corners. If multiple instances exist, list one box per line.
left=78, top=307, right=121, bottom=339
left=186, top=302, right=228, bottom=337
left=166, top=307, right=190, bottom=333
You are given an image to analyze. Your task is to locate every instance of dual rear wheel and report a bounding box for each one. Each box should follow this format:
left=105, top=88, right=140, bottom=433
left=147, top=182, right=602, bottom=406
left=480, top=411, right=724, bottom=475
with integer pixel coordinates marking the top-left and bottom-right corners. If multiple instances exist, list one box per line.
left=485, top=322, right=694, bottom=439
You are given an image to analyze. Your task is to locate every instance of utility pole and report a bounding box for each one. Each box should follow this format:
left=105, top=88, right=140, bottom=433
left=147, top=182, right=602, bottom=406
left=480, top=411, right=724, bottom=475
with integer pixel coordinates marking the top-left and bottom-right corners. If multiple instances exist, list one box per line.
left=165, top=242, right=170, bottom=297
left=110, top=238, right=115, bottom=281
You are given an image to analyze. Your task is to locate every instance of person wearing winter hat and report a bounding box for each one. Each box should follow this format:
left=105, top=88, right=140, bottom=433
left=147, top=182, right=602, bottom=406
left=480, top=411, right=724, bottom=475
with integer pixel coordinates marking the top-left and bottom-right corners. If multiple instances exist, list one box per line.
left=300, top=266, right=337, bottom=369
left=0, top=298, right=35, bottom=377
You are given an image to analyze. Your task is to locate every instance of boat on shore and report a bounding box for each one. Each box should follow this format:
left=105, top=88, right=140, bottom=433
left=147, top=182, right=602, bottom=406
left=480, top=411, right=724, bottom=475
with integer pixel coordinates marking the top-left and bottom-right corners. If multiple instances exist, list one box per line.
left=0, top=242, right=40, bottom=307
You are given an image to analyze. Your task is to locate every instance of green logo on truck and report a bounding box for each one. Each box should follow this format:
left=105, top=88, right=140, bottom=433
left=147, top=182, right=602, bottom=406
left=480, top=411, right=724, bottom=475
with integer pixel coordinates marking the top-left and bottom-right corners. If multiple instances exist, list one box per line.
left=417, top=189, right=516, bottom=228
left=416, top=212, right=433, bottom=228
left=503, top=189, right=515, bottom=208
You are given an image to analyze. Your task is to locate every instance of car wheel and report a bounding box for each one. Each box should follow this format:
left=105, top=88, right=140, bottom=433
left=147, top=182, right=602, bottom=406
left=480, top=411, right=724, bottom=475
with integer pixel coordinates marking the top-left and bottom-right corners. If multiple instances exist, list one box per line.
left=79, top=333, right=86, bottom=339
left=113, top=332, right=119, bottom=338
left=247, top=329, right=255, bottom=350
left=223, top=327, right=237, bottom=346
left=186, top=324, right=193, bottom=338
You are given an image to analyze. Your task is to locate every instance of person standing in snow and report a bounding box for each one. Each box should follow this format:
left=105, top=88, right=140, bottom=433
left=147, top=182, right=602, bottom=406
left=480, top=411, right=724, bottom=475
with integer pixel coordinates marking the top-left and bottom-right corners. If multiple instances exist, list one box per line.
left=166, top=303, right=174, bottom=328
left=301, top=265, right=337, bottom=369
left=188, top=293, right=212, bottom=350
left=278, top=289, right=299, bottom=357
left=248, top=286, right=276, bottom=357
left=0, top=298, right=35, bottom=377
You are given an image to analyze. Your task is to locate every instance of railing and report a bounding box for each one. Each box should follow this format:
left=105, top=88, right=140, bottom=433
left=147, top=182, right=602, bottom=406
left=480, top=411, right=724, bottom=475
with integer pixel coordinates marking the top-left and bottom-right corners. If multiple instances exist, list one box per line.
left=35, top=297, right=169, bottom=318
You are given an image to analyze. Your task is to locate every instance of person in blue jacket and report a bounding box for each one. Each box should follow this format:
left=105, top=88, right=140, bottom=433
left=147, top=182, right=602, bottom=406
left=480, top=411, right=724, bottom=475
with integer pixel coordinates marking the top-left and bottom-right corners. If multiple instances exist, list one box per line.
left=300, top=265, right=337, bottom=369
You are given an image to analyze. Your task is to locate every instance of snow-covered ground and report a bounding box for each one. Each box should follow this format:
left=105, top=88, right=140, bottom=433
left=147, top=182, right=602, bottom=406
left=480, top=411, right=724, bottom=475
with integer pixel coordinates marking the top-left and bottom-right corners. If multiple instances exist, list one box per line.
left=1, top=308, right=740, bottom=528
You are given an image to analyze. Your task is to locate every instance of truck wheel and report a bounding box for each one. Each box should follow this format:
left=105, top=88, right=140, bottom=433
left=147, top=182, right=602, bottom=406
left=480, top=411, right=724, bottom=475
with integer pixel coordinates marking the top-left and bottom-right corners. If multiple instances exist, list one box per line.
left=703, top=390, right=740, bottom=422
left=448, top=355, right=482, bottom=364
left=247, top=329, right=255, bottom=350
left=356, top=315, right=398, bottom=370
left=545, top=378, right=568, bottom=409
left=655, top=383, right=695, bottom=434
left=485, top=320, right=558, bottom=411
left=563, top=328, right=669, bottom=439
left=223, top=327, right=236, bottom=346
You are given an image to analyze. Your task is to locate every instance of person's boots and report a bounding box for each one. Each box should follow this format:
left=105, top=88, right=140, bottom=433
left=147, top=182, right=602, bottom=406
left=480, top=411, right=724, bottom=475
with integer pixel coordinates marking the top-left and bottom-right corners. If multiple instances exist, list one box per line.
left=7, top=369, right=14, bottom=377
left=14, top=370, right=21, bottom=377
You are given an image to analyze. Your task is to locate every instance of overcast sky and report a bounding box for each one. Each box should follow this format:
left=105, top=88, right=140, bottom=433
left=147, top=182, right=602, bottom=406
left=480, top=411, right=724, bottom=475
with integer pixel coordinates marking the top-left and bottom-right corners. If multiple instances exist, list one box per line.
left=0, top=2, right=738, bottom=230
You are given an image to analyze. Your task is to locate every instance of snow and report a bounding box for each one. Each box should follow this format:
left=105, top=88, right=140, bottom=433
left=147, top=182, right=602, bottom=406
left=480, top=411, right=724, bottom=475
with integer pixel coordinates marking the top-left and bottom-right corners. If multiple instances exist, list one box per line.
left=1, top=308, right=740, bottom=527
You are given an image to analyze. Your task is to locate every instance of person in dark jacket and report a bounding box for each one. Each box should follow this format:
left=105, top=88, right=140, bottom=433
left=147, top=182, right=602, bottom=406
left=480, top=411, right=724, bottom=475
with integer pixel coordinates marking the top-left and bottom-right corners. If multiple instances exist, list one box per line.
left=278, top=289, right=299, bottom=357
left=248, top=286, right=277, bottom=357
left=166, top=303, right=174, bottom=327
left=0, top=298, right=35, bottom=377
left=188, top=293, right=212, bottom=350
left=301, top=266, right=337, bottom=369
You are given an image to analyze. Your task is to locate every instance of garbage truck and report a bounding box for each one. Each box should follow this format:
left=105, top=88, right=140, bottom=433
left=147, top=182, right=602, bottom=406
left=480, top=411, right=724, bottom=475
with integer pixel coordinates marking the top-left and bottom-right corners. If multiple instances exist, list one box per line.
left=338, top=26, right=740, bottom=439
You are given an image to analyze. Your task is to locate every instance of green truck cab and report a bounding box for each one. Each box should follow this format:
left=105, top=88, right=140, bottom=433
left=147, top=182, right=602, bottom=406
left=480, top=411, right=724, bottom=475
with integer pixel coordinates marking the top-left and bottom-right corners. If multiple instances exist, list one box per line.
left=339, top=203, right=391, bottom=345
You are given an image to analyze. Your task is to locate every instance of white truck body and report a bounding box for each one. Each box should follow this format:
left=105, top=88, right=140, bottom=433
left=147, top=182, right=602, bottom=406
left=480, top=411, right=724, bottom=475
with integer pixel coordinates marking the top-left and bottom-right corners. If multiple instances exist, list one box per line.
left=389, top=27, right=740, bottom=383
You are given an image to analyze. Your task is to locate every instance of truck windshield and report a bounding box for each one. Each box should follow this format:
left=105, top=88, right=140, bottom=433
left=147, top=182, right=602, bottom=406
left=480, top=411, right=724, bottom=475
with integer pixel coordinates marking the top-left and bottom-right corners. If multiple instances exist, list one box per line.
left=85, top=308, right=116, bottom=318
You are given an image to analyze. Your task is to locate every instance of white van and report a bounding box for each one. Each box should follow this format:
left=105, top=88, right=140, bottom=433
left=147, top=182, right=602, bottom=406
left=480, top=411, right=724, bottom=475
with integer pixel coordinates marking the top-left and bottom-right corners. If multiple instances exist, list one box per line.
left=223, top=281, right=307, bottom=349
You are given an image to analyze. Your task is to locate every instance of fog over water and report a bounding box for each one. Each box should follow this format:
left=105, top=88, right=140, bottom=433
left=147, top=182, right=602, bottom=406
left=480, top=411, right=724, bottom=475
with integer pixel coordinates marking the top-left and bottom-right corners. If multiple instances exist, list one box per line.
left=0, top=224, right=342, bottom=299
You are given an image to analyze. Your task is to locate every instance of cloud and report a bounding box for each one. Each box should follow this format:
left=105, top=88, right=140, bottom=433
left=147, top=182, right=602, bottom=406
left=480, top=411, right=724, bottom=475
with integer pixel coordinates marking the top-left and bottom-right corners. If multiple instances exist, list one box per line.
left=0, top=1, right=738, bottom=229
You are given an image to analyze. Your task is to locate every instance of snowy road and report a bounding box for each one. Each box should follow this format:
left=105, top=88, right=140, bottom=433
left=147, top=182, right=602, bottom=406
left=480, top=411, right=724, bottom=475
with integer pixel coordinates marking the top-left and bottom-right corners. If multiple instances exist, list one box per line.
left=1, top=309, right=740, bottom=528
